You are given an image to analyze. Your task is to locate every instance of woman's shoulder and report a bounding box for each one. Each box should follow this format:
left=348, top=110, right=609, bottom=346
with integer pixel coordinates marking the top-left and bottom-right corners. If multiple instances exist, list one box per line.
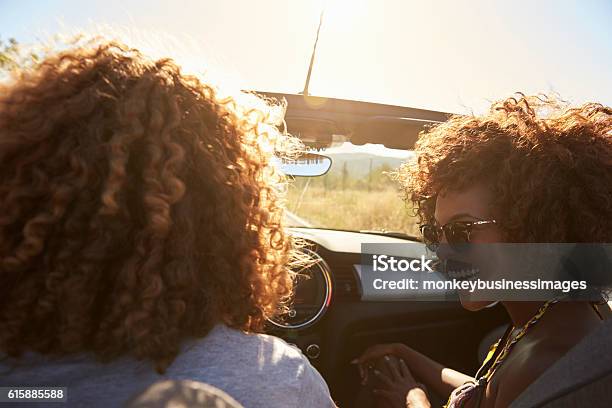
left=486, top=325, right=585, bottom=407
left=177, top=324, right=311, bottom=376
left=175, top=325, right=335, bottom=407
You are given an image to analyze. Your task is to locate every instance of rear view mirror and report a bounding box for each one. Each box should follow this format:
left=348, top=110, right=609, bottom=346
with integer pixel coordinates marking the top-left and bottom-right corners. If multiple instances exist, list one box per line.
left=273, top=152, right=332, bottom=177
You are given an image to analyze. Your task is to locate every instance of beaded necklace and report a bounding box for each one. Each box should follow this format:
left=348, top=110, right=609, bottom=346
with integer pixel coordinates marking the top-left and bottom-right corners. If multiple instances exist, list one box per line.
left=445, top=298, right=560, bottom=408
left=482, top=298, right=560, bottom=382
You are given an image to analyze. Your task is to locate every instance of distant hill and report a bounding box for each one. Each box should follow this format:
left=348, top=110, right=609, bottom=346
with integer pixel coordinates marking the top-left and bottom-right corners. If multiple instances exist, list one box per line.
left=325, top=152, right=409, bottom=177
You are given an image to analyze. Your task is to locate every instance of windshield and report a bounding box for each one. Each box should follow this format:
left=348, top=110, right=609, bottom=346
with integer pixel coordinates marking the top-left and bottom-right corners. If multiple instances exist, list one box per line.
left=286, top=142, right=419, bottom=236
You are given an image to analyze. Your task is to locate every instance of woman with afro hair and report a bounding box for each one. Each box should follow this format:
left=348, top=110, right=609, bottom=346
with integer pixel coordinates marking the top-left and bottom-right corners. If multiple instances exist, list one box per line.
left=355, top=95, right=611, bottom=408
left=0, top=39, right=335, bottom=408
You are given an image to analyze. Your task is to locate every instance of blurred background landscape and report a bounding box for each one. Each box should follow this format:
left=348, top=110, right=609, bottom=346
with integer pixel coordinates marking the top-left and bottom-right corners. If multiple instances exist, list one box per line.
left=286, top=147, right=420, bottom=236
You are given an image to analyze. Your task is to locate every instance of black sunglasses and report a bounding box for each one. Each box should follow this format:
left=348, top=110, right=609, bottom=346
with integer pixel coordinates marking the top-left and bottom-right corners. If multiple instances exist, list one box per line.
left=420, top=220, right=497, bottom=252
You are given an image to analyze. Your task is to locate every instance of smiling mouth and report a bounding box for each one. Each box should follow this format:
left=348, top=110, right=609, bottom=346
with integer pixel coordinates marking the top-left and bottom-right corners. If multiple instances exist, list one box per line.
left=441, top=259, right=481, bottom=282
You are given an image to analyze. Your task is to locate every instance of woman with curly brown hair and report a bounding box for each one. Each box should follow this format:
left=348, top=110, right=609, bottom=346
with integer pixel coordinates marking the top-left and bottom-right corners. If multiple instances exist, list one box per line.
left=0, top=40, right=335, bottom=408
left=355, top=95, right=611, bottom=407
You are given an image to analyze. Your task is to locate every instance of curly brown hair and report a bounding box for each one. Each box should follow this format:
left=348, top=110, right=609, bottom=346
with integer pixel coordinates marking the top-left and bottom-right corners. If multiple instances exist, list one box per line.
left=397, top=94, right=612, bottom=243
left=0, top=40, right=298, bottom=372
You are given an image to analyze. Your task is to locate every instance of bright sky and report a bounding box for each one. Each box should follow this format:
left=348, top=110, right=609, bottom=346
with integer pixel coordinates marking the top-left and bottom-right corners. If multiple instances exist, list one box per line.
left=1, top=0, right=611, bottom=114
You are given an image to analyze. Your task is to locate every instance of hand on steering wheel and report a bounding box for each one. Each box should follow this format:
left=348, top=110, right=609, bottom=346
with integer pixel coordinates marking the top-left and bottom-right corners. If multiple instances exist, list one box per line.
left=352, top=343, right=405, bottom=385
left=372, top=356, right=430, bottom=408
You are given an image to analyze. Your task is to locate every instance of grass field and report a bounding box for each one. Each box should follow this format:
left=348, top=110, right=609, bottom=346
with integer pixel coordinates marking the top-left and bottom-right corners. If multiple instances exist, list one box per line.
left=285, top=185, right=420, bottom=236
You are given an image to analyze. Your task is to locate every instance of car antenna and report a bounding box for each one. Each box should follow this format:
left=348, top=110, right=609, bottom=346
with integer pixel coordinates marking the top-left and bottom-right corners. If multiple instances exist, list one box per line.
left=301, top=4, right=326, bottom=96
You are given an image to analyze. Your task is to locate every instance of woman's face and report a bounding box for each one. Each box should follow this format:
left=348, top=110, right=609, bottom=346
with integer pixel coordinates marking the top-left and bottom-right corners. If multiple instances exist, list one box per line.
left=434, top=183, right=503, bottom=311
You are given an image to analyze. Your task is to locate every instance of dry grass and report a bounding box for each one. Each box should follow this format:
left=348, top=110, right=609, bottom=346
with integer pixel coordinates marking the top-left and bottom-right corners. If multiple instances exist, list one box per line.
left=285, top=185, right=419, bottom=236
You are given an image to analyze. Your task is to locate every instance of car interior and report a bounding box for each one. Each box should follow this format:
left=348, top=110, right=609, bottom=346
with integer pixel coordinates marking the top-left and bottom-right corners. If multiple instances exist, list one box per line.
left=261, top=92, right=510, bottom=407
left=2, top=2, right=610, bottom=406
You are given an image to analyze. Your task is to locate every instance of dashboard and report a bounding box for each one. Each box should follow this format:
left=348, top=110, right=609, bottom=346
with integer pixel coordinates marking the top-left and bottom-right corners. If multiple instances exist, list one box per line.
left=268, top=228, right=422, bottom=330
left=266, top=227, right=508, bottom=406
left=268, top=248, right=333, bottom=331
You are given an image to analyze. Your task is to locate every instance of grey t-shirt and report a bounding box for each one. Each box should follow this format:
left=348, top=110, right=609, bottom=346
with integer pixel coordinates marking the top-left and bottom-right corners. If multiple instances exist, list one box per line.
left=0, top=324, right=336, bottom=408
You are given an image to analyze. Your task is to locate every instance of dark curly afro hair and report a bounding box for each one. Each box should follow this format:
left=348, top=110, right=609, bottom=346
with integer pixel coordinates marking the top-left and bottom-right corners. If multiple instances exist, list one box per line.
left=396, top=94, right=612, bottom=243
left=0, top=39, right=300, bottom=372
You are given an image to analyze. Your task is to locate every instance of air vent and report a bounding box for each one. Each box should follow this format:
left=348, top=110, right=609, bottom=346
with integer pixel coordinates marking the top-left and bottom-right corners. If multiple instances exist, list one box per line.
left=333, top=265, right=361, bottom=301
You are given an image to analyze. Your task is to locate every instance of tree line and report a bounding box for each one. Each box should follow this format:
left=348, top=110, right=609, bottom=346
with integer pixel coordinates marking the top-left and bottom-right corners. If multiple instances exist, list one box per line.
left=292, top=162, right=399, bottom=192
